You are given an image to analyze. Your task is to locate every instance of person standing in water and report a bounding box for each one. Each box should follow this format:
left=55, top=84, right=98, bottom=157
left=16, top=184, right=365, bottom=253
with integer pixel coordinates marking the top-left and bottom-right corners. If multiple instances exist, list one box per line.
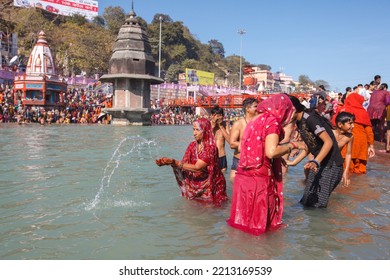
left=229, top=97, right=258, bottom=181
left=156, top=118, right=227, bottom=206
left=210, top=105, right=230, bottom=172
left=288, top=95, right=343, bottom=208
left=289, top=111, right=355, bottom=188
left=333, top=112, right=354, bottom=187
left=227, top=94, right=305, bottom=235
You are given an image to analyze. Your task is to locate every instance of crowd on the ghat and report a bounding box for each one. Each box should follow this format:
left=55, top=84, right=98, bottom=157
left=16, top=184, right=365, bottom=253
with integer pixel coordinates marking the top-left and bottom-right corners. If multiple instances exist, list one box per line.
left=0, top=84, right=113, bottom=124
left=0, top=83, right=248, bottom=125
left=150, top=102, right=245, bottom=126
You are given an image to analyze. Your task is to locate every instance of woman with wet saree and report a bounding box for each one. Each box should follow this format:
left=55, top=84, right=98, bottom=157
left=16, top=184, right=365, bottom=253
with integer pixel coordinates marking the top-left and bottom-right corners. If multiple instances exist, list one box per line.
left=227, top=94, right=304, bottom=235
left=156, top=118, right=227, bottom=206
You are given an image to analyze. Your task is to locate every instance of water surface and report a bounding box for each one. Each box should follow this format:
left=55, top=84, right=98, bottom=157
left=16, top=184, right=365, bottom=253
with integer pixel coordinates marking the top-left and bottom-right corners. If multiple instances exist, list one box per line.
left=0, top=124, right=389, bottom=259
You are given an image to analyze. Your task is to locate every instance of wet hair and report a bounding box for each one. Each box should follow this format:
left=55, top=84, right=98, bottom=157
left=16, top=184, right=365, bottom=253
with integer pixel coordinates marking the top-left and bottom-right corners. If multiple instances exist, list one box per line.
left=374, top=75, right=381, bottom=80
left=211, top=105, right=224, bottom=116
left=319, top=85, right=325, bottom=91
left=345, top=87, right=352, bottom=92
left=242, top=97, right=257, bottom=112
left=335, top=112, right=355, bottom=125
left=288, top=95, right=306, bottom=113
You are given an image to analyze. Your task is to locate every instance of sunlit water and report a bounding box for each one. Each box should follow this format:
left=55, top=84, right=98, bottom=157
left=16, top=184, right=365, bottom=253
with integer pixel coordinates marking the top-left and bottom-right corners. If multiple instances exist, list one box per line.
left=0, top=124, right=389, bottom=260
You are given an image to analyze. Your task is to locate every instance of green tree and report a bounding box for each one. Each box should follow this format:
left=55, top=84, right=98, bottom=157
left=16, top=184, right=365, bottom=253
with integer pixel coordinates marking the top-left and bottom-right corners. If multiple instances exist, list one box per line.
left=208, top=39, right=225, bottom=58
left=314, top=80, right=329, bottom=90
left=151, top=14, right=173, bottom=24
left=169, top=44, right=187, bottom=63
left=297, top=75, right=314, bottom=92
left=165, top=64, right=183, bottom=83
left=92, top=16, right=105, bottom=27
left=103, top=6, right=126, bottom=35
left=256, top=64, right=271, bottom=71
left=67, top=13, right=88, bottom=25
left=10, top=8, right=55, bottom=57
left=298, top=75, right=312, bottom=86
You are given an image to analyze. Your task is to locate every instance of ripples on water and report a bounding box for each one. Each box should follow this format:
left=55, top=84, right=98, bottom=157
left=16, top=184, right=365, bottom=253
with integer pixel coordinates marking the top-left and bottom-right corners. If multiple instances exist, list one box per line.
left=0, top=124, right=389, bottom=259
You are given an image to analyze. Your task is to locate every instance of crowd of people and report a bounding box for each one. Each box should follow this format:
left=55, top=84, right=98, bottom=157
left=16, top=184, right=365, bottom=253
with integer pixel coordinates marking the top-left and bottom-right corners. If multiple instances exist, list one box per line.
left=0, top=84, right=113, bottom=124
left=156, top=74, right=390, bottom=236
left=1, top=83, right=248, bottom=126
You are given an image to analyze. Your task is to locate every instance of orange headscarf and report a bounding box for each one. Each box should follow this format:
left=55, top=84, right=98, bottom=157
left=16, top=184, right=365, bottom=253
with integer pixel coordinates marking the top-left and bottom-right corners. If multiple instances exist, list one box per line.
left=344, top=93, right=372, bottom=126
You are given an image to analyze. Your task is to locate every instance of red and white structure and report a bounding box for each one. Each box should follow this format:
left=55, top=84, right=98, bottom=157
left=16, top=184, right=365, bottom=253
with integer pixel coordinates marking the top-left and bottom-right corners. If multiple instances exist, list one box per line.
left=13, top=31, right=67, bottom=107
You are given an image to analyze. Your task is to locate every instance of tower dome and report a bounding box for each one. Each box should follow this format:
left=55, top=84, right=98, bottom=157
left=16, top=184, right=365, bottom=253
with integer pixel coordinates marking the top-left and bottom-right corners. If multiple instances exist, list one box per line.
left=26, top=31, right=57, bottom=76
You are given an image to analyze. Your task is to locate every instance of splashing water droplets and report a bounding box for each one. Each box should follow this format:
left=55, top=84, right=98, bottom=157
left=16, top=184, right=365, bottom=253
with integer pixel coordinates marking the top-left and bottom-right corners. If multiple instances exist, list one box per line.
left=85, top=136, right=159, bottom=211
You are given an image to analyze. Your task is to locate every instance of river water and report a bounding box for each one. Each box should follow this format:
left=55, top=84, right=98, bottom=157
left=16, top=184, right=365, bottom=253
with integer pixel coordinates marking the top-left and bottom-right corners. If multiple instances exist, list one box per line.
left=0, top=124, right=389, bottom=260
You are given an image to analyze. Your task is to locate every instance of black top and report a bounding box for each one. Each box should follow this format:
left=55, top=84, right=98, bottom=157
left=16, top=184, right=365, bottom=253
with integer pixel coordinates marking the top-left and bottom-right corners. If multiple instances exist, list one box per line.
left=297, top=111, right=343, bottom=166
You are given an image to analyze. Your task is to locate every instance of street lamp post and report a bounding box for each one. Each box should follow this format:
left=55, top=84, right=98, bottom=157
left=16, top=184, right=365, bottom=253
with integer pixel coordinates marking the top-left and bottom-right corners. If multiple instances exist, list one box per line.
left=157, top=16, right=163, bottom=106
left=238, top=29, right=246, bottom=93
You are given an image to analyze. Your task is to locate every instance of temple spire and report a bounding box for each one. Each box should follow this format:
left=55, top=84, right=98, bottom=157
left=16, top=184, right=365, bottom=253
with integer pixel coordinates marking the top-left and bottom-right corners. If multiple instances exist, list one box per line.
left=126, top=0, right=138, bottom=25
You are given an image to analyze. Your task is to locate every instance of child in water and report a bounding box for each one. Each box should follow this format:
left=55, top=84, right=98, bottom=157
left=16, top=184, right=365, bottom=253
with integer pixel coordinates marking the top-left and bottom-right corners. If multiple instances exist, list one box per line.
left=332, top=112, right=354, bottom=187
left=287, top=111, right=354, bottom=188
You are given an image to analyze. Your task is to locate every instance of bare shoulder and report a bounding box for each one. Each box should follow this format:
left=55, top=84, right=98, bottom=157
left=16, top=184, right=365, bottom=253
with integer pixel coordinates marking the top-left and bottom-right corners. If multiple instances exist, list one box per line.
left=232, top=118, right=245, bottom=130
left=215, top=128, right=224, bottom=139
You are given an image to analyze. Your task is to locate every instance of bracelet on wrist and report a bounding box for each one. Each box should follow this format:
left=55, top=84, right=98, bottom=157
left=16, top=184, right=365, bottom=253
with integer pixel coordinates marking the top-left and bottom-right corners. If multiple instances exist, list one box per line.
left=179, top=161, right=184, bottom=169
left=309, top=159, right=320, bottom=168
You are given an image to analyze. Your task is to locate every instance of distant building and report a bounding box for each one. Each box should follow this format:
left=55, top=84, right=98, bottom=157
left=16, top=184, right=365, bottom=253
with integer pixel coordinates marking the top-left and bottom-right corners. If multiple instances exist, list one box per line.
left=273, top=72, right=294, bottom=93
left=242, top=66, right=296, bottom=93
left=13, top=31, right=67, bottom=108
left=0, top=31, right=18, bottom=84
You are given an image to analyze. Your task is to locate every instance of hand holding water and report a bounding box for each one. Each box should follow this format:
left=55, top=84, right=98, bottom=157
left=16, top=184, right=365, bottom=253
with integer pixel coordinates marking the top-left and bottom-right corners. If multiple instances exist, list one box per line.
left=156, top=157, right=179, bottom=167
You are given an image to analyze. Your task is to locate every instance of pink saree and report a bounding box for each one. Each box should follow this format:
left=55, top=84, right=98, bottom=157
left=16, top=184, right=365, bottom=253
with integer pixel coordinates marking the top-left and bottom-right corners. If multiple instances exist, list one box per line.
left=227, top=94, right=294, bottom=235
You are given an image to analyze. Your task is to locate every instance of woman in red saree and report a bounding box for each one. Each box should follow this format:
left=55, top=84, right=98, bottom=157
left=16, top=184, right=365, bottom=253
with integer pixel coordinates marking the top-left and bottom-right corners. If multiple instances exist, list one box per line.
left=227, top=94, right=304, bottom=235
left=156, top=118, right=227, bottom=206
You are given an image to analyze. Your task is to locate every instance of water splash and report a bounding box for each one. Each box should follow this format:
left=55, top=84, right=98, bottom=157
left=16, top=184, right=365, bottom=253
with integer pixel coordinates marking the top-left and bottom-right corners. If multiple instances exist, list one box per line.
left=85, top=135, right=158, bottom=211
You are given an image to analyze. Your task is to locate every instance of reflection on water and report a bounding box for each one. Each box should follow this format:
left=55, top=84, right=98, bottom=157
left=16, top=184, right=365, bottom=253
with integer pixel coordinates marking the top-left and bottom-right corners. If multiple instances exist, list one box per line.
left=0, top=124, right=389, bottom=260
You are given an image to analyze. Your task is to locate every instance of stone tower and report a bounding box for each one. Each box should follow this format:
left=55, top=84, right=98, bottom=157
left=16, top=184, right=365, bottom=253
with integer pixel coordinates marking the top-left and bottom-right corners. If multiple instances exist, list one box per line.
left=100, top=3, right=163, bottom=125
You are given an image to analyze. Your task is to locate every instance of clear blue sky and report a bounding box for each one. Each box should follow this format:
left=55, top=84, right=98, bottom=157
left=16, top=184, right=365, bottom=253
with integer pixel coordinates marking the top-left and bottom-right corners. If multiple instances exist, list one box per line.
left=97, top=0, right=390, bottom=92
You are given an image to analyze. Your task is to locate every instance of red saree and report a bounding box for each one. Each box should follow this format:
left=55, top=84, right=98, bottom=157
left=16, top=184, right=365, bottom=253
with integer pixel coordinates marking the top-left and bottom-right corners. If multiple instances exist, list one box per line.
left=227, top=94, right=294, bottom=235
left=173, top=118, right=227, bottom=206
